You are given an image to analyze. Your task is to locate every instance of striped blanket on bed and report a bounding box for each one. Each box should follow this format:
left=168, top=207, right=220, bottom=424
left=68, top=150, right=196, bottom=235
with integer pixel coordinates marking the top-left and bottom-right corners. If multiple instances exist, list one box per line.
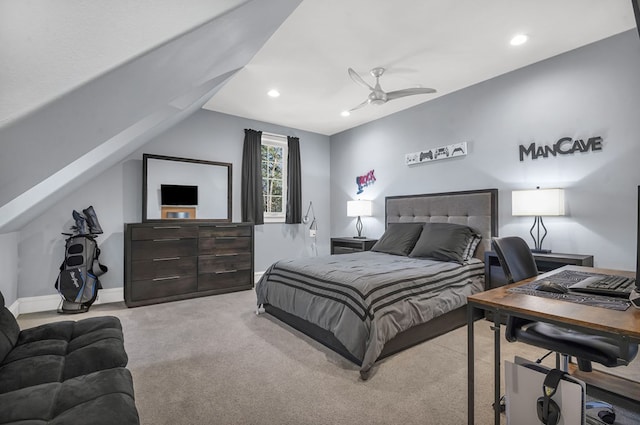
left=256, top=251, right=484, bottom=374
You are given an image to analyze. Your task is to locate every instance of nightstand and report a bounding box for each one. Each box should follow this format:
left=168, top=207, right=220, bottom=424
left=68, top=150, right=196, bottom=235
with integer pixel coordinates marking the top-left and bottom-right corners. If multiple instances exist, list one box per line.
left=330, top=237, right=378, bottom=254
left=484, top=251, right=594, bottom=290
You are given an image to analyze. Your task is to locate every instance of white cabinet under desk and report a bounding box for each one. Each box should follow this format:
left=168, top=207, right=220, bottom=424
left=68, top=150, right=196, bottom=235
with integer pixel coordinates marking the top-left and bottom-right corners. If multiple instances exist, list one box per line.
left=124, top=221, right=254, bottom=307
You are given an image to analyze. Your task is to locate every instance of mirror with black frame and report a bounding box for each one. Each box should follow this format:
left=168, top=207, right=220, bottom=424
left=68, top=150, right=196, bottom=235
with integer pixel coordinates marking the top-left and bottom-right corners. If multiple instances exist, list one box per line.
left=142, top=153, right=232, bottom=222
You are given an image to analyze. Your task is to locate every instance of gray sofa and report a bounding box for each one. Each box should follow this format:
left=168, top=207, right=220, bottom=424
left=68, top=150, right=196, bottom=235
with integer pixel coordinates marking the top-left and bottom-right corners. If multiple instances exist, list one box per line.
left=0, top=291, right=139, bottom=424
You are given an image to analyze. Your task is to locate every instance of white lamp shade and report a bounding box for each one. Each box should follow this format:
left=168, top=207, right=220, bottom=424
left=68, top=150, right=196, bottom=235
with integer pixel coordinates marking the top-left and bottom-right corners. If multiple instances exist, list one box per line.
left=347, top=200, right=373, bottom=217
left=512, top=188, right=565, bottom=216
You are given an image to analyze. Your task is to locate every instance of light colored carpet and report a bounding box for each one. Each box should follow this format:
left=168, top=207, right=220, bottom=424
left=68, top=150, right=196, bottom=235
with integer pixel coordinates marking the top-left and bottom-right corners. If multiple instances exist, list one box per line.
left=17, top=290, right=640, bottom=425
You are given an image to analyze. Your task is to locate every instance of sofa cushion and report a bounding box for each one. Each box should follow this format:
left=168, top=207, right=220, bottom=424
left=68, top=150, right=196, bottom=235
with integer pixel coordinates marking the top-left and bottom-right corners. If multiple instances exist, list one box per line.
left=0, top=367, right=139, bottom=425
left=0, top=316, right=127, bottom=394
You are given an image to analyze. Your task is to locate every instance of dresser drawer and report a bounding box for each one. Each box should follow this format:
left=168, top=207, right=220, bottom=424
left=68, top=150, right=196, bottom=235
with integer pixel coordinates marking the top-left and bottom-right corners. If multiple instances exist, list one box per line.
left=131, top=256, right=197, bottom=281
left=199, top=226, right=252, bottom=238
left=129, top=276, right=198, bottom=301
left=131, top=239, right=197, bottom=260
left=198, top=270, right=252, bottom=291
left=131, top=225, right=198, bottom=240
left=333, top=246, right=360, bottom=254
left=198, top=253, right=252, bottom=273
left=198, top=236, right=251, bottom=255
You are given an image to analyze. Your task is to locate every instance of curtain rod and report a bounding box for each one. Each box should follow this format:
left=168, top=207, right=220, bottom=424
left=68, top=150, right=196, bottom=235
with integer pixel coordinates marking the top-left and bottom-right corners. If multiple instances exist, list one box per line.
left=262, top=131, right=289, bottom=139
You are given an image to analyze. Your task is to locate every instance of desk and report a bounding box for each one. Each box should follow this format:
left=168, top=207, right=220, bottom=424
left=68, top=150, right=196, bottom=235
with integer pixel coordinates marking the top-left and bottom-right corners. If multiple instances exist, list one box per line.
left=467, top=265, right=640, bottom=425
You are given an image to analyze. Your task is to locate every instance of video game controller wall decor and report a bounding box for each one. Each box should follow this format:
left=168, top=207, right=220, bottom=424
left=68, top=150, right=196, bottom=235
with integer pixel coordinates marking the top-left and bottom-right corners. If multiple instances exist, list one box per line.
left=405, top=142, right=467, bottom=165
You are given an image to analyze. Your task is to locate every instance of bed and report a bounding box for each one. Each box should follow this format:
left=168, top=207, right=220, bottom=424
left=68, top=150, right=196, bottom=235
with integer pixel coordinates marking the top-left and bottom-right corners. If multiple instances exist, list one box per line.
left=256, top=188, right=498, bottom=378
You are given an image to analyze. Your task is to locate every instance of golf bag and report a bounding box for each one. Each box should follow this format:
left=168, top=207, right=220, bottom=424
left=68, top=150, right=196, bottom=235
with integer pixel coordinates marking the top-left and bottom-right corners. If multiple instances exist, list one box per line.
left=54, top=207, right=107, bottom=314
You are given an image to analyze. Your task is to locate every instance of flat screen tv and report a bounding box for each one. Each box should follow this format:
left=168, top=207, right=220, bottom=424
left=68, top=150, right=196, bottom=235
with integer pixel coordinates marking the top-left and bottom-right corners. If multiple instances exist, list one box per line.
left=161, top=184, right=198, bottom=206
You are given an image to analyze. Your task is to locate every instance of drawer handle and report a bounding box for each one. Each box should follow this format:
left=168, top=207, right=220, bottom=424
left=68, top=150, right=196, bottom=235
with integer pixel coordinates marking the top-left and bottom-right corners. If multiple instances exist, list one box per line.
left=153, top=276, right=180, bottom=281
left=215, top=270, right=237, bottom=274
left=153, top=257, right=180, bottom=261
left=153, top=238, right=180, bottom=242
left=214, top=225, right=238, bottom=228
left=216, top=237, right=237, bottom=240
left=152, top=226, right=182, bottom=229
left=216, top=253, right=239, bottom=257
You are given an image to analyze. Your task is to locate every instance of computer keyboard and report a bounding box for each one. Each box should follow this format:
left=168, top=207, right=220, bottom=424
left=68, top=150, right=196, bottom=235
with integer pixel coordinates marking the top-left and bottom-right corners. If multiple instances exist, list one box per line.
left=568, top=275, right=636, bottom=298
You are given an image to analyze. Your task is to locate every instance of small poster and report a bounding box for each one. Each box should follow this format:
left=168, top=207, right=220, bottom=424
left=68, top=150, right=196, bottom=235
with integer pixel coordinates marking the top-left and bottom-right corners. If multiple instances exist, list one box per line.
left=405, top=142, right=467, bottom=165
left=356, top=169, right=375, bottom=195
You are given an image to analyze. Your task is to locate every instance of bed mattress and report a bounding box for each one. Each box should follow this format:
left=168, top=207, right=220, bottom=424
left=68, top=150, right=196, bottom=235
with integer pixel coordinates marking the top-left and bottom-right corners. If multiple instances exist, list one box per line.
left=256, top=251, right=484, bottom=373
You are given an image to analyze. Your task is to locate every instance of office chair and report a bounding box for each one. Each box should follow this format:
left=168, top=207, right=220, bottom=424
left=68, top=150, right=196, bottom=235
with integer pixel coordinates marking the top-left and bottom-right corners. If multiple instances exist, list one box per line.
left=492, top=236, right=639, bottom=425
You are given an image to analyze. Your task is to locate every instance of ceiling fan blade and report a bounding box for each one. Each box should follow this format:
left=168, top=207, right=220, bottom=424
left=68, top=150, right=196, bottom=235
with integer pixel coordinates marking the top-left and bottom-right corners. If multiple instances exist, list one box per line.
left=386, top=87, right=437, bottom=101
left=349, top=99, right=369, bottom=112
left=348, top=68, right=374, bottom=90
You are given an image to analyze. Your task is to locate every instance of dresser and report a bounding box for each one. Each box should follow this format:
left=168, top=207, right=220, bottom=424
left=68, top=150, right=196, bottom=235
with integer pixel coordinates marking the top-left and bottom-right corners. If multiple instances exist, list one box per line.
left=124, top=222, right=254, bottom=307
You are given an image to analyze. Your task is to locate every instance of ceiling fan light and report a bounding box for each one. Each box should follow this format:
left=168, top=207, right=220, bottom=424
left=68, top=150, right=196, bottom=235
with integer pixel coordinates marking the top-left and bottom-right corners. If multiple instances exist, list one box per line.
left=369, top=99, right=385, bottom=106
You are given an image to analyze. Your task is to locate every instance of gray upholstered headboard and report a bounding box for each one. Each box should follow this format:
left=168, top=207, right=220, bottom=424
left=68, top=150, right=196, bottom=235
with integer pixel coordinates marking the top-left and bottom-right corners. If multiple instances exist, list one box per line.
left=385, top=189, right=498, bottom=261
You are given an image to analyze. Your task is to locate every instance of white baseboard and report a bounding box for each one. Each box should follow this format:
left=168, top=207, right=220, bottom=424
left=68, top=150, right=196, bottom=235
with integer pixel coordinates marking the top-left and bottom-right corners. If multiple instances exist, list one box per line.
left=95, top=287, right=125, bottom=305
left=10, top=287, right=124, bottom=317
left=7, top=300, right=19, bottom=317
left=10, top=276, right=263, bottom=318
left=254, top=271, right=264, bottom=283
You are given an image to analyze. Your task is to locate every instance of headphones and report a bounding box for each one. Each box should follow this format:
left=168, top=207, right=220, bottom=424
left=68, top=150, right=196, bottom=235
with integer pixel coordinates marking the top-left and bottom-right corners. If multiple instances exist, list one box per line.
left=536, top=368, right=565, bottom=425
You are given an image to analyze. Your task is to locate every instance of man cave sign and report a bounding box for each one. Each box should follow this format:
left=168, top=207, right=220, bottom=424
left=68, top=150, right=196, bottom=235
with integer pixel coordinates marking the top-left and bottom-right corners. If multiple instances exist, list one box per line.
left=519, top=136, right=603, bottom=161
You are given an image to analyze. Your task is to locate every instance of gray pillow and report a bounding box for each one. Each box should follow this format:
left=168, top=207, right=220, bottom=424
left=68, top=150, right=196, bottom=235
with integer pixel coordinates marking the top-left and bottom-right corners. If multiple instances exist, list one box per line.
left=409, top=222, right=481, bottom=264
left=371, top=222, right=424, bottom=256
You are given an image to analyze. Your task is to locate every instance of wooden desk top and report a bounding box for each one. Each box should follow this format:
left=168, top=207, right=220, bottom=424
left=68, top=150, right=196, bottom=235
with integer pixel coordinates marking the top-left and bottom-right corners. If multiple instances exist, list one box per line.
left=469, top=265, right=640, bottom=341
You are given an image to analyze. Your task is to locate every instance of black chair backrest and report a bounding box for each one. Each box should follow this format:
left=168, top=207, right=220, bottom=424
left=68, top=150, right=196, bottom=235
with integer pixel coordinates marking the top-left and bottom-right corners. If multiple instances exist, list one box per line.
left=491, top=236, right=539, bottom=284
left=491, top=236, right=540, bottom=342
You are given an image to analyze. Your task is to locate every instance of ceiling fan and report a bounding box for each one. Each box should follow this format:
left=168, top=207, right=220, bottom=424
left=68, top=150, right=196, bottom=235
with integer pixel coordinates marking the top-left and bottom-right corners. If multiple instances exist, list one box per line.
left=347, top=67, right=436, bottom=112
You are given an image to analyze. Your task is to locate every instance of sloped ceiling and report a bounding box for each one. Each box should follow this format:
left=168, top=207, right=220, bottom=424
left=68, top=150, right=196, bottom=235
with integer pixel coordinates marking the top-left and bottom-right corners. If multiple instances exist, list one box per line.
left=0, top=0, right=246, bottom=126
left=203, top=0, right=637, bottom=136
left=0, top=0, right=302, bottom=233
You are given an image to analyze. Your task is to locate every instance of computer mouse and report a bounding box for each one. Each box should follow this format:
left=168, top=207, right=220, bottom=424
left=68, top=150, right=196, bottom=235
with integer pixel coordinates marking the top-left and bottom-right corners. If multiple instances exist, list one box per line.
left=534, top=280, right=568, bottom=294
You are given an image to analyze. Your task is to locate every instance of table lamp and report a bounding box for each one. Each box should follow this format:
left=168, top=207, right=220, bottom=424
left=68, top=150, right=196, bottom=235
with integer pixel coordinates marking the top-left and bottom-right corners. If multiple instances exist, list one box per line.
left=512, top=188, right=565, bottom=253
left=347, top=200, right=373, bottom=239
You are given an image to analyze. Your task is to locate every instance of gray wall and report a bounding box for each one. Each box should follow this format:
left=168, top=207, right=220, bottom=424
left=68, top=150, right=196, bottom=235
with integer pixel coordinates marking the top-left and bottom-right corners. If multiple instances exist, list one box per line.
left=331, top=30, right=640, bottom=271
left=0, top=232, right=19, bottom=306
left=16, top=109, right=330, bottom=298
left=130, top=110, right=332, bottom=272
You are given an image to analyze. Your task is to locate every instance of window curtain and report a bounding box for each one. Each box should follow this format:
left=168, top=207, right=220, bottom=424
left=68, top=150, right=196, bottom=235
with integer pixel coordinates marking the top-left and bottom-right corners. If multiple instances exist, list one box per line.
left=286, top=136, right=302, bottom=224
left=241, top=129, right=264, bottom=224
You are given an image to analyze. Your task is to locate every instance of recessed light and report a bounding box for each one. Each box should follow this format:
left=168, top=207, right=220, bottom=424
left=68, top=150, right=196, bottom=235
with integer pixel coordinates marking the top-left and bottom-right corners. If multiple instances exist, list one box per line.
left=510, top=34, right=528, bottom=46
left=267, top=89, right=280, bottom=98
left=341, top=110, right=350, bottom=117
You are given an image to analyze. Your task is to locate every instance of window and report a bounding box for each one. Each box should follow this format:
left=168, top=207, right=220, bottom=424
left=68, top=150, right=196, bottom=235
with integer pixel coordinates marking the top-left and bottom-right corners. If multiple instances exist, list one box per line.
left=261, top=133, right=288, bottom=222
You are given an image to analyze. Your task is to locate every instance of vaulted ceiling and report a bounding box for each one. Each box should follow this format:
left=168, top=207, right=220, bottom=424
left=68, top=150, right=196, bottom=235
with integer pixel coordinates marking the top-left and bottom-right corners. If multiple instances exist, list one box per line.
left=203, top=0, right=636, bottom=135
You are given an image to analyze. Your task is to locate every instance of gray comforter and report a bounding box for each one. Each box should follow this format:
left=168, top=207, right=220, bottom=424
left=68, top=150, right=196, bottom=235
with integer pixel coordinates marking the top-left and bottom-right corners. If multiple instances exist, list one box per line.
left=255, top=251, right=484, bottom=374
